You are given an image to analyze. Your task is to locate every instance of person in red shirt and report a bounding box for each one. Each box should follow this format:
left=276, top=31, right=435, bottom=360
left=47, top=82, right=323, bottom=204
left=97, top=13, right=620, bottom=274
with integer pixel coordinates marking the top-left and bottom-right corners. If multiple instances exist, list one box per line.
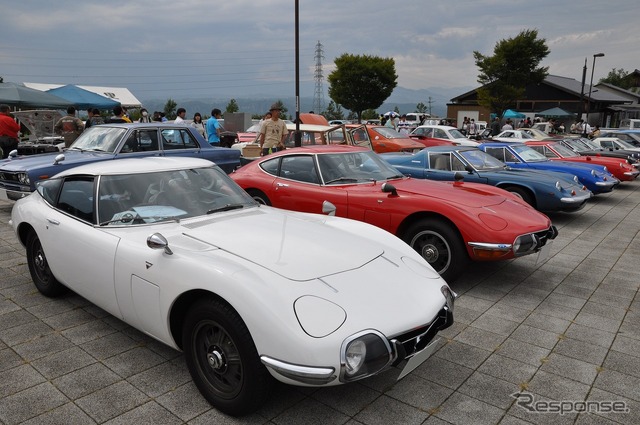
left=0, top=104, right=21, bottom=158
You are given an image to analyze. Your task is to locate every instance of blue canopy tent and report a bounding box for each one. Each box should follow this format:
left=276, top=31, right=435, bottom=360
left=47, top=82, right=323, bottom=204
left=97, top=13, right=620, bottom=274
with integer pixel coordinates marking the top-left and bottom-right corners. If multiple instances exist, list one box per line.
left=0, top=82, right=73, bottom=109
left=46, top=84, right=120, bottom=110
left=502, top=109, right=526, bottom=119
left=535, top=107, right=575, bottom=118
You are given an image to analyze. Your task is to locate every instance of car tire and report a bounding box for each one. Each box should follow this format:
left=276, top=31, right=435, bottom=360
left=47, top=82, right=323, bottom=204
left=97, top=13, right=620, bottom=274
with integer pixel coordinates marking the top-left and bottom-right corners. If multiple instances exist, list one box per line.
left=26, top=231, right=68, bottom=297
left=504, top=186, right=535, bottom=207
left=182, top=297, right=272, bottom=416
left=404, top=219, right=467, bottom=282
left=246, top=189, right=271, bottom=206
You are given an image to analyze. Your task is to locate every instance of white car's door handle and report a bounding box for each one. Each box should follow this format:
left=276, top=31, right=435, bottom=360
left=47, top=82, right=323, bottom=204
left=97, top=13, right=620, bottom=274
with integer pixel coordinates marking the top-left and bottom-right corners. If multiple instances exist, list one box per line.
left=46, top=218, right=60, bottom=225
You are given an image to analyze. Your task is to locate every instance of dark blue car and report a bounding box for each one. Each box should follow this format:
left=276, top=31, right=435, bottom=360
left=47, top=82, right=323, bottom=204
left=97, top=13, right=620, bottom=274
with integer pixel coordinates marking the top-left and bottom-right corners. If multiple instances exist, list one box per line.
left=382, top=146, right=592, bottom=212
left=0, top=123, right=241, bottom=201
left=478, top=142, right=619, bottom=194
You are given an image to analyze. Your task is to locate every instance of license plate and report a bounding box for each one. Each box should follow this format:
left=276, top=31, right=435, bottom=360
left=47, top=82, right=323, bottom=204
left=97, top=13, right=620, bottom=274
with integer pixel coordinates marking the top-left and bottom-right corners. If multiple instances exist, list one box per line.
left=536, top=240, right=553, bottom=264
left=397, top=338, right=439, bottom=380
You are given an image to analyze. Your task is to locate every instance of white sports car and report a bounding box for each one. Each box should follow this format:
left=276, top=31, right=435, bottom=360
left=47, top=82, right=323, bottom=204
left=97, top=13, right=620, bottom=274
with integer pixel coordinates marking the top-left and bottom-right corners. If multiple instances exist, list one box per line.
left=10, top=156, right=455, bottom=416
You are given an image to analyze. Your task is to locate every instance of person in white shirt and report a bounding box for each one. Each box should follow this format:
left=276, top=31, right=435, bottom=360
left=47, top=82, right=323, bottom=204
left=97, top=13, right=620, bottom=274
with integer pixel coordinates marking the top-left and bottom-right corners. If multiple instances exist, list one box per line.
left=174, top=107, right=186, bottom=124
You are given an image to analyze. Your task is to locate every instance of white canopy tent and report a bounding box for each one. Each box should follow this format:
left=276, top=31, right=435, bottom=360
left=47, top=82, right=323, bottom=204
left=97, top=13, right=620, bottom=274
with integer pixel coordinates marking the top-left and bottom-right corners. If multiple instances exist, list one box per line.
left=23, top=82, right=142, bottom=109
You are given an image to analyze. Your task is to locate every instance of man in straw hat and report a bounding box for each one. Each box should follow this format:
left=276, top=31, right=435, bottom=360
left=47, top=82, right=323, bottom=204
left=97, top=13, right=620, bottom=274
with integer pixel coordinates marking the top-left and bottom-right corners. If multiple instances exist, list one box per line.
left=258, top=103, right=288, bottom=156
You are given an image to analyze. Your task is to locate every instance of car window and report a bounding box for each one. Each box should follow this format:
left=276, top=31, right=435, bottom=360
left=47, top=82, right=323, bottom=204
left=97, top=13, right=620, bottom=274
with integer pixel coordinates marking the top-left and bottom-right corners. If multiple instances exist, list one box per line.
left=56, top=177, right=95, bottom=222
left=119, top=129, right=160, bottom=153
left=260, top=157, right=280, bottom=176
left=430, top=153, right=451, bottom=171
left=452, top=155, right=466, bottom=171
left=36, top=178, right=63, bottom=205
left=485, top=147, right=520, bottom=163
left=279, top=155, right=319, bottom=184
left=161, top=128, right=198, bottom=150
left=434, top=129, right=447, bottom=139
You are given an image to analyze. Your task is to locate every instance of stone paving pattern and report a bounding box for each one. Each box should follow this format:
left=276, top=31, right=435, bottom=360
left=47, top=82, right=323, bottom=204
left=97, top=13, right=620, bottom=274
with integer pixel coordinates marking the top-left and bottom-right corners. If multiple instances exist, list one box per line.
left=1, top=179, right=640, bottom=424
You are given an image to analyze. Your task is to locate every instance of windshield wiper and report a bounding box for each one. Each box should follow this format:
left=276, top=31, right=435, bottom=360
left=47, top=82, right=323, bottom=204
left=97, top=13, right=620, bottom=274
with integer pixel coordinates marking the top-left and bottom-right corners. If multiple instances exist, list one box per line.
left=206, top=204, right=245, bottom=214
left=386, top=174, right=405, bottom=180
left=324, top=177, right=359, bottom=184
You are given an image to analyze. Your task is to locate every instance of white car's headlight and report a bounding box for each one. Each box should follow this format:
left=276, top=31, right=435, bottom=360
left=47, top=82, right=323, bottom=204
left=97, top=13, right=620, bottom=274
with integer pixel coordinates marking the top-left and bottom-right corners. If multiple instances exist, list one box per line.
left=574, top=176, right=580, bottom=183
left=18, top=173, right=30, bottom=185
left=340, top=330, right=393, bottom=382
left=345, top=340, right=366, bottom=374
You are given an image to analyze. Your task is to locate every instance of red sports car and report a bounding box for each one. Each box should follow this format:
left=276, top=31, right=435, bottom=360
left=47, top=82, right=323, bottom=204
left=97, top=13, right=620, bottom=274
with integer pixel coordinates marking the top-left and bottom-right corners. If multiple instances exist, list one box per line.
left=356, top=125, right=425, bottom=153
left=231, top=146, right=557, bottom=282
left=525, top=140, right=639, bottom=182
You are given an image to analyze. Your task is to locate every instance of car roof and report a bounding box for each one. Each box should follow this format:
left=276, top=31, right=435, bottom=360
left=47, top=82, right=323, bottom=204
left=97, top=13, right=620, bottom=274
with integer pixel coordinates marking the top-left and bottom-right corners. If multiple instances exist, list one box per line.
left=415, top=125, right=456, bottom=130
left=285, top=123, right=336, bottom=131
left=53, top=156, right=214, bottom=178
left=424, top=146, right=476, bottom=153
left=260, top=145, right=369, bottom=156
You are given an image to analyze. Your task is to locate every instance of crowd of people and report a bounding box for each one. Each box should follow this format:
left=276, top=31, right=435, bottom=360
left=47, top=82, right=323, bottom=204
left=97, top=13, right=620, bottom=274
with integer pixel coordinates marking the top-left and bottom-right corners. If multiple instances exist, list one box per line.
left=38, top=101, right=289, bottom=157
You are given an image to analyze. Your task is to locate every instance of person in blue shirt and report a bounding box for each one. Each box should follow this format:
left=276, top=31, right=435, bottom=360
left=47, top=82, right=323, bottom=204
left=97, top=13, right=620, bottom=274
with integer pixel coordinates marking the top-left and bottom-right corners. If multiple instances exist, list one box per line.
left=206, top=108, right=222, bottom=145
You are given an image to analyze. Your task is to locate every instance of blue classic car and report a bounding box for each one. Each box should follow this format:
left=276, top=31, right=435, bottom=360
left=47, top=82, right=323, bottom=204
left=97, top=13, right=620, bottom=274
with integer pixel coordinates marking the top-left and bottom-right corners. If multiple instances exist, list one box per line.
left=382, top=146, right=592, bottom=213
left=0, top=123, right=241, bottom=201
left=478, top=142, right=619, bottom=194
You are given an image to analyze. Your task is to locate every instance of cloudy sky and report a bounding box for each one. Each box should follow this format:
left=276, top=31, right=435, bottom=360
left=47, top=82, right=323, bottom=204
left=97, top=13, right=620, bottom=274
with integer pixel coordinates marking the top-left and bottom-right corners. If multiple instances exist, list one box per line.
left=1, top=0, right=637, bottom=104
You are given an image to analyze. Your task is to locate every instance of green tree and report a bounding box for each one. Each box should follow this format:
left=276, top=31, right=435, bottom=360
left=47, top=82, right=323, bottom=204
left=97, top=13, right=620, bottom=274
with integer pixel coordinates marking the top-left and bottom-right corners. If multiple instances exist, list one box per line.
left=347, top=110, right=358, bottom=121
left=322, top=101, right=345, bottom=120
left=163, top=98, right=177, bottom=120
left=416, top=102, right=428, bottom=113
left=599, top=68, right=632, bottom=89
left=361, top=109, right=378, bottom=120
left=328, top=54, right=397, bottom=122
left=393, top=106, right=401, bottom=114
left=473, top=29, right=549, bottom=116
left=226, top=99, right=240, bottom=113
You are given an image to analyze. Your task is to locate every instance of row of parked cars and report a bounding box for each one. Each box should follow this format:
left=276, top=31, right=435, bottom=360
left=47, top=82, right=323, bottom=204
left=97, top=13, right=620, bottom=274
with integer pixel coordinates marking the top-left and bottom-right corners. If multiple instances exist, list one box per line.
left=1, top=117, right=637, bottom=416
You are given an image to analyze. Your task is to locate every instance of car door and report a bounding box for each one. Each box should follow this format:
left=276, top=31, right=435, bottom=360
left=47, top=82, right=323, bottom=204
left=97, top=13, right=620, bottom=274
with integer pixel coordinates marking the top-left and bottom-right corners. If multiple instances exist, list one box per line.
left=270, top=154, right=348, bottom=215
left=424, top=152, right=454, bottom=181
left=115, top=128, right=161, bottom=157
left=39, top=176, right=121, bottom=318
left=160, top=128, right=202, bottom=159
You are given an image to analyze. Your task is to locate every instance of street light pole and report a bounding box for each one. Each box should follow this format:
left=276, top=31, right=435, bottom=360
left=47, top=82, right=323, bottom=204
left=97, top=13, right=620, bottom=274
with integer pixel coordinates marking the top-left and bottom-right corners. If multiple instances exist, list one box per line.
left=294, top=0, right=301, bottom=147
left=585, top=53, right=605, bottom=133
left=578, top=58, right=587, bottom=130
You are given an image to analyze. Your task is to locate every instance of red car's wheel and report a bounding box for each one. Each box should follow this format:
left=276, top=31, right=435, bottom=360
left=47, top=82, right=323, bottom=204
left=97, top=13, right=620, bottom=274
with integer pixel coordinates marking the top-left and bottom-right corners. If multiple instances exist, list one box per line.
left=404, top=219, right=467, bottom=282
left=246, top=189, right=271, bottom=206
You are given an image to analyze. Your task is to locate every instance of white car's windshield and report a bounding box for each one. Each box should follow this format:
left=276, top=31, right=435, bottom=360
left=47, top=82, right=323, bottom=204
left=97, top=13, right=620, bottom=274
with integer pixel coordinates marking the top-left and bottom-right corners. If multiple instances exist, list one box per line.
left=448, top=129, right=467, bottom=139
left=97, top=166, right=254, bottom=225
left=511, top=144, right=548, bottom=162
left=69, top=126, right=127, bottom=153
left=459, top=149, right=505, bottom=170
left=615, top=138, right=636, bottom=149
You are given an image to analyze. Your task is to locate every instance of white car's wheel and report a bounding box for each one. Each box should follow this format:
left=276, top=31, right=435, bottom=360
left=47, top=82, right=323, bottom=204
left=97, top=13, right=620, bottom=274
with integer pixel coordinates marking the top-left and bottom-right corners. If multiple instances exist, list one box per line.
left=26, top=231, right=67, bottom=297
left=182, top=298, right=272, bottom=416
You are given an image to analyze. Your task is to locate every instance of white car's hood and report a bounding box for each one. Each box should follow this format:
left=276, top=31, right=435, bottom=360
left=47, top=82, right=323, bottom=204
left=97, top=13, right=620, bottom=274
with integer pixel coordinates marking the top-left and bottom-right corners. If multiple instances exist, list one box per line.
left=179, top=207, right=384, bottom=281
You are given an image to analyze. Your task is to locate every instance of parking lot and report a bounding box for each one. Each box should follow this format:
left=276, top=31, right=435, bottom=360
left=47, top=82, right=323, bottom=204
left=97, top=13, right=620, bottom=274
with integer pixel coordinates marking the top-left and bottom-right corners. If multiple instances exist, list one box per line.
left=1, top=179, right=640, bottom=425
